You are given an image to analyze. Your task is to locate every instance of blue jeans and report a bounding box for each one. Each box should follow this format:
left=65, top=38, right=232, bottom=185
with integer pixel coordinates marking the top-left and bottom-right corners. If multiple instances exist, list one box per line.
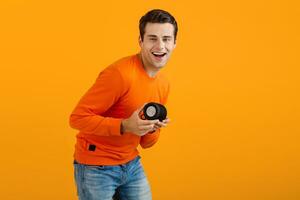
left=73, top=156, right=152, bottom=200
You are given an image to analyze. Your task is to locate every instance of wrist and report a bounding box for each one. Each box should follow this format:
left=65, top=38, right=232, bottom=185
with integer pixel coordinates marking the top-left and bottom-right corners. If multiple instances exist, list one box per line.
left=121, top=119, right=128, bottom=134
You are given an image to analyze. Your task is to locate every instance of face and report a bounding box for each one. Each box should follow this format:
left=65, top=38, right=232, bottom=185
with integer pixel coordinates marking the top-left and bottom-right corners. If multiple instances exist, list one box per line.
left=139, top=23, right=176, bottom=71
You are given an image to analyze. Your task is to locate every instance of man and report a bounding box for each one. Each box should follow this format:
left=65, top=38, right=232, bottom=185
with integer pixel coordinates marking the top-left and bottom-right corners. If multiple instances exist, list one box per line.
left=69, top=9, right=178, bottom=200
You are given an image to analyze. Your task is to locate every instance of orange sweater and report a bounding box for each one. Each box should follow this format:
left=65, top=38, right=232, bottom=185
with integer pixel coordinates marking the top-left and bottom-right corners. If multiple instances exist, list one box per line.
left=69, top=54, right=170, bottom=165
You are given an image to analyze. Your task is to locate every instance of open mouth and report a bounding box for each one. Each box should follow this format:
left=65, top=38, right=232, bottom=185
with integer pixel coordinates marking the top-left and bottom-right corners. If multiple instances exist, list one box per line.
left=152, top=52, right=167, bottom=58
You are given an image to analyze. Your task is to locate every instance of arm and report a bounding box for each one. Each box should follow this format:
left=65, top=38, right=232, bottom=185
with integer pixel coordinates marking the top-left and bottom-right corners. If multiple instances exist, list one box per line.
left=139, top=118, right=170, bottom=148
left=140, top=129, right=160, bottom=148
left=140, top=82, right=171, bottom=148
left=69, top=67, right=125, bottom=136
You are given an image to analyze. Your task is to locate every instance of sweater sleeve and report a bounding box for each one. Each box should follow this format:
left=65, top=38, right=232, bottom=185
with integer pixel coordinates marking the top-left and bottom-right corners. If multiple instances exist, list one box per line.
left=140, top=80, right=170, bottom=148
left=69, top=67, right=125, bottom=136
left=139, top=130, right=160, bottom=148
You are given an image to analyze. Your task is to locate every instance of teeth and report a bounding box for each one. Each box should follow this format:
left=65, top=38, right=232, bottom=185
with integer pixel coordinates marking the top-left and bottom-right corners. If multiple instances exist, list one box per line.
left=153, top=52, right=166, bottom=56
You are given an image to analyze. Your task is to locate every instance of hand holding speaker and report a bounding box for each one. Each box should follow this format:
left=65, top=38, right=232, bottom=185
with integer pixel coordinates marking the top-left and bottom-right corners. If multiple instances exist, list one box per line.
left=121, top=102, right=170, bottom=136
left=139, top=102, right=167, bottom=121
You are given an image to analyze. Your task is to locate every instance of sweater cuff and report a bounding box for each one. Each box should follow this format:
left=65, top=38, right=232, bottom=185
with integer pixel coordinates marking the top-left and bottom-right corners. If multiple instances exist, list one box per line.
left=109, top=118, right=123, bottom=136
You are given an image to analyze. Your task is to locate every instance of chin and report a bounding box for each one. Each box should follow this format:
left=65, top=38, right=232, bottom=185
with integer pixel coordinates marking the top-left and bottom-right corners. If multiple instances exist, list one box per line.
left=154, top=61, right=167, bottom=68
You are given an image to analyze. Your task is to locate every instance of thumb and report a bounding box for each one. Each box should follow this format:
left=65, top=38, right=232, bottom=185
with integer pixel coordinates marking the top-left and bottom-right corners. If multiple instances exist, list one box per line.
left=137, top=103, right=147, bottom=120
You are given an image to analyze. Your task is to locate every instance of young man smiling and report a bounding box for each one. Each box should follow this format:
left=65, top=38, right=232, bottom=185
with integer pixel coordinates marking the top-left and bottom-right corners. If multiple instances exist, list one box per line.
left=70, top=9, right=178, bottom=200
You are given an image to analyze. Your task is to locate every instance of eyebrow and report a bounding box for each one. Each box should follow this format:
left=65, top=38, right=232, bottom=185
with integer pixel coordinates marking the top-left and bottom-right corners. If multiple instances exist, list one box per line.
left=147, top=35, right=158, bottom=38
left=146, top=35, right=173, bottom=38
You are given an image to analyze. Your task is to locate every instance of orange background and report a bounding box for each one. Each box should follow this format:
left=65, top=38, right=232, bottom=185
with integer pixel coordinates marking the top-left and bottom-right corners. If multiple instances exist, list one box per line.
left=0, top=0, right=299, bottom=199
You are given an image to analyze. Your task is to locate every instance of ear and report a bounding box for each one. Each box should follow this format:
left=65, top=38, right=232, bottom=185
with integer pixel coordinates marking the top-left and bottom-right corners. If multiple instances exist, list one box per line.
left=138, top=36, right=142, bottom=47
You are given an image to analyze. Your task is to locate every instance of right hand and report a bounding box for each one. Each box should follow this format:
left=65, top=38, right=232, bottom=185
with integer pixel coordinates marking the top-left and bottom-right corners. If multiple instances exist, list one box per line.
left=121, top=105, right=159, bottom=136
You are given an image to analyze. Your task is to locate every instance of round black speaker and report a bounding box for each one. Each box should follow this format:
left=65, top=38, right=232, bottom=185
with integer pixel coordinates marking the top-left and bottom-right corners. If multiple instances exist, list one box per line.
left=142, top=102, right=167, bottom=121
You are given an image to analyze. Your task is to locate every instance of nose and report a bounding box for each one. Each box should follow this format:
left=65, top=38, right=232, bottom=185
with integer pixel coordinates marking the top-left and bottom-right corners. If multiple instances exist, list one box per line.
left=155, top=39, right=164, bottom=50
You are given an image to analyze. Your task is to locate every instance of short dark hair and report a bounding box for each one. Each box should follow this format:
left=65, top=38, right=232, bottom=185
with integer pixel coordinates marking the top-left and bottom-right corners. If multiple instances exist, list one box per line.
left=139, top=9, right=178, bottom=42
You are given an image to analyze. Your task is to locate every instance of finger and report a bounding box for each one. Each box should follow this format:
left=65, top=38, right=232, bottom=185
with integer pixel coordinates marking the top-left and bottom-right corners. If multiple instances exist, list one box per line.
left=134, top=109, right=142, bottom=117
left=154, top=124, right=160, bottom=129
left=162, top=118, right=171, bottom=123
left=154, top=121, right=165, bottom=127
left=139, top=124, right=155, bottom=131
left=158, top=122, right=167, bottom=127
left=158, top=120, right=169, bottom=125
left=139, top=119, right=159, bottom=125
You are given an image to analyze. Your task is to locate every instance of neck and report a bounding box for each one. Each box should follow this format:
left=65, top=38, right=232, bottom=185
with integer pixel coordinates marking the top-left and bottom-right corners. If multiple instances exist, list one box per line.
left=138, top=53, right=159, bottom=78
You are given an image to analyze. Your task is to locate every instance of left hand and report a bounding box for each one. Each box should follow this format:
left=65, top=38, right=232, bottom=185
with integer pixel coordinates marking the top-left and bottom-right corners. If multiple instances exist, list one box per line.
left=151, top=118, right=171, bottom=132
